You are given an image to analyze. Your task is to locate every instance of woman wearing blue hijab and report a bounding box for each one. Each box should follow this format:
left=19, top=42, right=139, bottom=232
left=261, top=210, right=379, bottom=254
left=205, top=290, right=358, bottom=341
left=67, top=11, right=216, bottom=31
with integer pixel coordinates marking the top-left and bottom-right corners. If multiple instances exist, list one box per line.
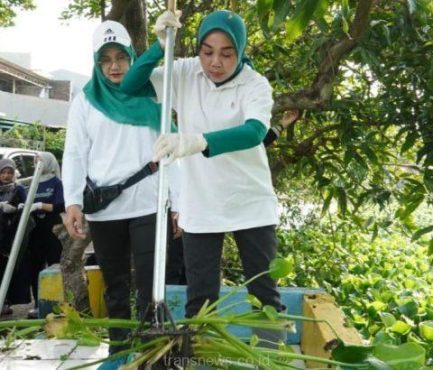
left=122, top=10, right=290, bottom=348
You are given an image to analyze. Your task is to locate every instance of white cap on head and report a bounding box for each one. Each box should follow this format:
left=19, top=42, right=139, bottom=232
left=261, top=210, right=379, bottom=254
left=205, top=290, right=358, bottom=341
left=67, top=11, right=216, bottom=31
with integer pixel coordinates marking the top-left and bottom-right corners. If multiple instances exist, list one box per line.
left=93, top=20, right=131, bottom=52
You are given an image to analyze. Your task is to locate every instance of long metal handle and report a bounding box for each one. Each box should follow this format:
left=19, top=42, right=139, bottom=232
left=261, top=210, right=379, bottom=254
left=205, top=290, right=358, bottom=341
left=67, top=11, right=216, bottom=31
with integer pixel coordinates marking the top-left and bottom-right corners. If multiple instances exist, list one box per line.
left=0, top=160, right=44, bottom=311
left=168, top=0, right=177, bottom=12
left=152, top=5, right=177, bottom=304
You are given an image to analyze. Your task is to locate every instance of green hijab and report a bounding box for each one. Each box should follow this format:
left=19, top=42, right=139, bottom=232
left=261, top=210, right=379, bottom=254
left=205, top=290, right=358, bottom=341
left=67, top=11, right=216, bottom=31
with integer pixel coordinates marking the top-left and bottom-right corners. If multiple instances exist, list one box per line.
left=83, top=43, right=161, bottom=131
left=198, top=10, right=251, bottom=85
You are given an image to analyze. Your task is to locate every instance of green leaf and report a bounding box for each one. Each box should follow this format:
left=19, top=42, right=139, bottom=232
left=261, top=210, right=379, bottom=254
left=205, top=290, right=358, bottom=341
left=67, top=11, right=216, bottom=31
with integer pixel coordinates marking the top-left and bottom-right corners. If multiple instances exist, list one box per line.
left=373, top=342, right=425, bottom=366
left=372, top=331, right=396, bottom=346
left=428, top=239, right=433, bottom=256
left=250, top=334, right=259, bottom=347
left=396, top=195, right=424, bottom=220
left=246, top=294, right=262, bottom=309
left=321, top=191, right=333, bottom=216
left=77, top=332, right=100, bottom=346
left=399, top=299, right=418, bottom=317
left=411, top=225, right=433, bottom=242
left=401, top=132, right=419, bottom=154
left=269, top=0, right=292, bottom=32
left=269, top=256, right=294, bottom=279
left=337, top=187, right=347, bottom=216
left=419, top=321, right=433, bottom=341
left=368, top=301, right=387, bottom=318
left=361, top=144, right=379, bottom=165
left=331, top=340, right=374, bottom=362
left=285, top=0, right=329, bottom=43
left=390, top=320, right=411, bottom=335
left=379, top=312, right=396, bottom=328
left=257, top=0, right=273, bottom=34
left=262, top=305, right=278, bottom=321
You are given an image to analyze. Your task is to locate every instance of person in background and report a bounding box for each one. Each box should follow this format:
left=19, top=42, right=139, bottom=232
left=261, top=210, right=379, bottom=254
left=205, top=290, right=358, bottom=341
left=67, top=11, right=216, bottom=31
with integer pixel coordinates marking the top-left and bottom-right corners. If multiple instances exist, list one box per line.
left=27, top=151, right=65, bottom=319
left=62, top=20, right=179, bottom=370
left=122, top=9, right=295, bottom=349
left=0, top=158, right=31, bottom=315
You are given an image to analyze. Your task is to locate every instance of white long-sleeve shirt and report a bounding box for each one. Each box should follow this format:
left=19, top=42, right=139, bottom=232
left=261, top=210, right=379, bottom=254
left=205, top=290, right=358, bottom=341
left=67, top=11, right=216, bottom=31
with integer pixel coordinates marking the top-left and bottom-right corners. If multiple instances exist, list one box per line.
left=62, top=92, right=179, bottom=222
left=150, top=58, right=279, bottom=233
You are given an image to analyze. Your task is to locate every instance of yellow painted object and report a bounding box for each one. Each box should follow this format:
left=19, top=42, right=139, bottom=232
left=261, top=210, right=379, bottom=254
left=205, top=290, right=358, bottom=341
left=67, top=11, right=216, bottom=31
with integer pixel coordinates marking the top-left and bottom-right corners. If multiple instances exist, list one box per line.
left=301, top=292, right=363, bottom=368
left=38, top=264, right=107, bottom=318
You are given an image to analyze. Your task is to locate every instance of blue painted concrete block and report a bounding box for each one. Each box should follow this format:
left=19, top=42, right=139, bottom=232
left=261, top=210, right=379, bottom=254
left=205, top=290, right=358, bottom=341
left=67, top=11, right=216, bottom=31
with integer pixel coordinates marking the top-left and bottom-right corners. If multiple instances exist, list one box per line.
left=166, top=285, right=321, bottom=344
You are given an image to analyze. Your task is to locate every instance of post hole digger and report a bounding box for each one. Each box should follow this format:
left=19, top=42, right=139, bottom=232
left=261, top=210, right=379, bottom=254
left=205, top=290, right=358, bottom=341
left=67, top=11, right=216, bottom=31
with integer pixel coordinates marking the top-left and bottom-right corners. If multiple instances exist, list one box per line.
left=130, top=1, right=196, bottom=368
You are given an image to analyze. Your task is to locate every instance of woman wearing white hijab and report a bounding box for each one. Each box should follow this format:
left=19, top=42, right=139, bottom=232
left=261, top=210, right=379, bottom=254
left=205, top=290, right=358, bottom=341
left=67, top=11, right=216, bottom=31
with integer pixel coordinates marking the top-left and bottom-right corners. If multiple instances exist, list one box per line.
left=27, top=151, right=65, bottom=319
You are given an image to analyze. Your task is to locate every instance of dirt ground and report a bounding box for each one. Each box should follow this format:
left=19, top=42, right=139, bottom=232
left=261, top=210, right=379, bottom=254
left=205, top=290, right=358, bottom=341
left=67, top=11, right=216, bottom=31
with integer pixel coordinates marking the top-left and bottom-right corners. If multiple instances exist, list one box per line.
left=0, top=302, right=34, bottom=321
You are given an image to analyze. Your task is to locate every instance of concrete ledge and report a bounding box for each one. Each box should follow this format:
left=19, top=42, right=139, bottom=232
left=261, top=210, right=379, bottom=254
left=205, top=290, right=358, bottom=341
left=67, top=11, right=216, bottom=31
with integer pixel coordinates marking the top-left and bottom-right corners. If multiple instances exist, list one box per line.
left=301, top=292, right=363, bottom=368
left=38, top=265, right=321, bottom=344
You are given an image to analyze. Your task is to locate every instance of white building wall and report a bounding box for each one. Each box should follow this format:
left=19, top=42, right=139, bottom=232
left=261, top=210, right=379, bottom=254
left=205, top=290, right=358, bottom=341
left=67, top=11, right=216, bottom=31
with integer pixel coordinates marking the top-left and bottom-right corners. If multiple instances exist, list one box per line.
left=0, top=90, right=69, bottom=127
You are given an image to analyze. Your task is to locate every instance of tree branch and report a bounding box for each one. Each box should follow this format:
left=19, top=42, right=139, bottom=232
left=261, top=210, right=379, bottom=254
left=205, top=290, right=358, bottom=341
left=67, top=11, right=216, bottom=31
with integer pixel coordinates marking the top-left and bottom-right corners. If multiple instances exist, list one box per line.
left=272, top=0, right=374, bottom=114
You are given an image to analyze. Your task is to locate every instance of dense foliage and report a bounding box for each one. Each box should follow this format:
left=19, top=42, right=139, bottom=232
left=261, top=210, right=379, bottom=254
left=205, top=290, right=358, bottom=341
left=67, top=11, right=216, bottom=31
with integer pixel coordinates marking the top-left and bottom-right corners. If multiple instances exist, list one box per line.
left=1, top=123, right=65, bottom=161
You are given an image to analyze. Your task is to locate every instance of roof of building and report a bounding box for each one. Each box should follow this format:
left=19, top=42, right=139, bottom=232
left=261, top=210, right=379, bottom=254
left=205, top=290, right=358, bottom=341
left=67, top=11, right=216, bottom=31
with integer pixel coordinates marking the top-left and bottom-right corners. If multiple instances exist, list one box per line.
left=0, top=57, right=51, bottom=88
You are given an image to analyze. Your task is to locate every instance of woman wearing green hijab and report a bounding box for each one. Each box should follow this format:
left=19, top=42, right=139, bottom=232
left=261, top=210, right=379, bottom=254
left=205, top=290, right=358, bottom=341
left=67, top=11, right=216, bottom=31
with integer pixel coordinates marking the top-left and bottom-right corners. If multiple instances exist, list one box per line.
left=62, top=20, right=180, bottom=369
left=122, top=10, right=289, bottom=349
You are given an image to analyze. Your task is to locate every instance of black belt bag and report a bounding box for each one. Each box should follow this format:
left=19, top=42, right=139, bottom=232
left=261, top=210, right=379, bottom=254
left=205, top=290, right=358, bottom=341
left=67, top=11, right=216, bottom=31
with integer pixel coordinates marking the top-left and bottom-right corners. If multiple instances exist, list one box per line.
left=82, top=161, right=159, bottom=214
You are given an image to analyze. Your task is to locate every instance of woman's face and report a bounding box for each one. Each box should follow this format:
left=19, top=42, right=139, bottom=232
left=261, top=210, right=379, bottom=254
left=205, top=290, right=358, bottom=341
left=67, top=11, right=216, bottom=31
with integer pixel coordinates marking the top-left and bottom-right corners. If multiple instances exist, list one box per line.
left=98, top=46, right=131, bottom=84
left=199, top=31, right=238, bottom=84
left=0, top=168, right=14, bottom=184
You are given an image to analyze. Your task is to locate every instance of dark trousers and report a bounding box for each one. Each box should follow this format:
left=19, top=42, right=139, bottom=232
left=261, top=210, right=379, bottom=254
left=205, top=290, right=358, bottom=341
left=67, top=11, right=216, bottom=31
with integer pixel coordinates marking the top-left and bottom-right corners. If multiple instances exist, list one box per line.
left=88, top=213, right=157, bottom=354
left=166, top=236, right=186, bottom=285
left=183, top=225, right=282, bottom=318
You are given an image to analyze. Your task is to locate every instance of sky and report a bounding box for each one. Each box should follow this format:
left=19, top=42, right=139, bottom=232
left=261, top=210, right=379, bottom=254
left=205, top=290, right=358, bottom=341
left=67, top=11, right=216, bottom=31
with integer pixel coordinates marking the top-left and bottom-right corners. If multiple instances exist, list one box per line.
left=0, top=0, right=99, bottom=77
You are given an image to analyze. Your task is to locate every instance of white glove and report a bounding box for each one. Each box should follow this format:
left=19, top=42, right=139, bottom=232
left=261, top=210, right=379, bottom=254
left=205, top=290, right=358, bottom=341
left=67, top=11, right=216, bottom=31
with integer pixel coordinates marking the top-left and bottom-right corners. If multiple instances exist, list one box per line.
left=17, top=203, right=25, bottom=210
left=30, top=202, right=43, bottom=212
left=155, top=10, right=182, bottom=48
left=153, top=133, right=208, bottom=163
left=0, top=202, right=17, bottom=214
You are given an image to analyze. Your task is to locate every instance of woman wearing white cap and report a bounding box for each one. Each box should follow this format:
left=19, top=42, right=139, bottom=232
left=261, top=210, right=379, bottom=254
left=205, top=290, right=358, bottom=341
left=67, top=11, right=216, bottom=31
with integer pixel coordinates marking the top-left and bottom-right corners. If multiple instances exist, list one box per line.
left=62, top=21, right=179, bottom=369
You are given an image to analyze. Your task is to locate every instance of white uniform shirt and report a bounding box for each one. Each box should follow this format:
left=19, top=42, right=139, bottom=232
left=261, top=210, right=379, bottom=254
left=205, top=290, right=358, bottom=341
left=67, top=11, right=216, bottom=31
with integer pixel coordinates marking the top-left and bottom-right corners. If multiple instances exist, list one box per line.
left=150, top=57, right=279, bottom=233
left=63, top=92, right=179, bottom=222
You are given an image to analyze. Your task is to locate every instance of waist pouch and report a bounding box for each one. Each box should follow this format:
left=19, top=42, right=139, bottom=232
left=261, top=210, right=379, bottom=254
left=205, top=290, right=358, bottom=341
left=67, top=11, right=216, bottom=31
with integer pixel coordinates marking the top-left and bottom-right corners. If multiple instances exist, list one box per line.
left=82, top=161, right=158, bottom=214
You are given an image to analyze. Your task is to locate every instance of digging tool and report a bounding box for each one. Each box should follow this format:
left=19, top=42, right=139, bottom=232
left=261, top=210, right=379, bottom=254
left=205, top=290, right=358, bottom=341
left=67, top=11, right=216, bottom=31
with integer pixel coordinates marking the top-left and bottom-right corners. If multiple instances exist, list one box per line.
left=150, top=0, right=178, bottom=329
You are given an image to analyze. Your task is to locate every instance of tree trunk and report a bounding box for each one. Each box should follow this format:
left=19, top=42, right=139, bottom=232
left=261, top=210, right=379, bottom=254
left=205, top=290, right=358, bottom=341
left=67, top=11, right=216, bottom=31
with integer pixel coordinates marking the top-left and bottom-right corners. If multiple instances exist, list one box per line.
left=53, top=222, right=92, bottom=313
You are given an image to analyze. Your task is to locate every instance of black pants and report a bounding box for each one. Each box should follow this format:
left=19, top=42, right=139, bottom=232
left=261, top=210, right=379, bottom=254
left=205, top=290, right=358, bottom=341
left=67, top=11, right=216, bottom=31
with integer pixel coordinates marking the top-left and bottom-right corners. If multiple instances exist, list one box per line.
left=88, top=213, right=158, bottom=354
left=166, top=236, right=186, bottom=285
left=183, top=225, right=282, bottom=318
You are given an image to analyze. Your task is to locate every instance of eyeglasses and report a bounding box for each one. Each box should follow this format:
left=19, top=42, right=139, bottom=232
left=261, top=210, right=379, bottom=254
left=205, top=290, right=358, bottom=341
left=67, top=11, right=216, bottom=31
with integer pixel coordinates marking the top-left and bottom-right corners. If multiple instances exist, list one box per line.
left=98, top=54, right=130, bottom=68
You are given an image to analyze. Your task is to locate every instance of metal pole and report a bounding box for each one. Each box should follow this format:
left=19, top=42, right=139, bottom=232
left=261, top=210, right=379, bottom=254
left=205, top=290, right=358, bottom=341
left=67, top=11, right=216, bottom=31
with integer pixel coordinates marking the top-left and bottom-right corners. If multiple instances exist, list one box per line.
left=0, top=160, right=44, bottom=311
left=152, top=0, right=177, bottom=305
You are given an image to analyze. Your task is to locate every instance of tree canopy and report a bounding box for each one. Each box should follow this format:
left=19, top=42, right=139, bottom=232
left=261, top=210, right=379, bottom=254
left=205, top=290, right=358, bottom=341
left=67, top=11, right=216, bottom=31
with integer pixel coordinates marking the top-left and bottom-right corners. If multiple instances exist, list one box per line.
left=2, top=0, right=433, bottom=238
